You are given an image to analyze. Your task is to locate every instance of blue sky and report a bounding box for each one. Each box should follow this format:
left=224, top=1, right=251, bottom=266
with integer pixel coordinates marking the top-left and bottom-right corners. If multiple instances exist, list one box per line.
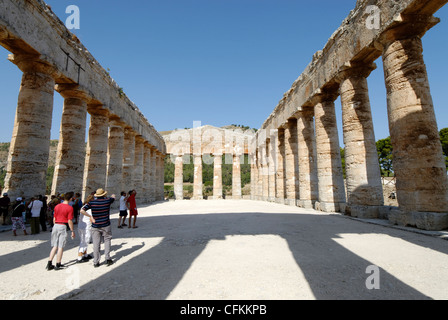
left=0, top=1, right=447, bottom=145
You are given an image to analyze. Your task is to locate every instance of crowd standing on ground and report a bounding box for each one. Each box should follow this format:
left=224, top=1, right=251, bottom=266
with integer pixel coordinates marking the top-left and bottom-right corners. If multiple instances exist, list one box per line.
left=0, top=186, right=144, bottom=270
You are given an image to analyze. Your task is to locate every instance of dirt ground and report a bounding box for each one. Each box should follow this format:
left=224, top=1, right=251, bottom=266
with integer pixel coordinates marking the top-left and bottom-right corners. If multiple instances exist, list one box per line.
left=1, top=200, right=447, bottom=300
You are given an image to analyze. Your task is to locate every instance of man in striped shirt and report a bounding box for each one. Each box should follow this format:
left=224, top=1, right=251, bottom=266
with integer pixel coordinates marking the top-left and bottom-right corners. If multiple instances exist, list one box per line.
left=81, top=188, right=116, bottom=267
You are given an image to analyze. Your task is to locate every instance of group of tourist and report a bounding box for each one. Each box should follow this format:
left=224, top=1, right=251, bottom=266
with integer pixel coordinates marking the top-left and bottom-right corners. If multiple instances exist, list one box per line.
left=1, top=187, right=140, bottom=270
left=46, top=188, right=139, bottom=270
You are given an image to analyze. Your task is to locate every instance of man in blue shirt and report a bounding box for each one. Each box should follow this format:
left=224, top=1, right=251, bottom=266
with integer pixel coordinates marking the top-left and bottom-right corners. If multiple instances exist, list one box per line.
left=81, top=188, right=116, bottom=268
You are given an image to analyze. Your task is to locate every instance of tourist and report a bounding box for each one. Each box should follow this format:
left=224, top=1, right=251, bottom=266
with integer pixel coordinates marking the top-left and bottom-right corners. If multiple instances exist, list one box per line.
left=28, top=196, right=43, bottom=235
left=46, top=192, right=75, bottom=271
left=72, top=193, right=82, bottom=224
left=39, top=195, right=48, bottom=232
left=118, top=191, right=128, bottom=229
left=11, top=197, right=27, bottom=236
left=0, top=193, right=10, bottom=226
left=126, top=189, right=138, bottom=229
left=77, top=193, right=94, bottom=263
left=80, top=188, right=116, bottom=268
left=47, top=195, right=60, bottom=230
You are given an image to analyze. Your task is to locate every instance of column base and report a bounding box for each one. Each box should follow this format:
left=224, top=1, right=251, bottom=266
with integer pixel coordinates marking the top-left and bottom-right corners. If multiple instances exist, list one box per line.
left=275, top=198, right=285, bottom=205
left=284, top=199, right=297, bottom=206
left=298, top=200, right=317, bottom=209
left=315, top=201, right=346, bottom=213
left=345, top=205, right=382, bottom=219
left=388, top=209, right=448, bottom=231
left=211, top=196, right=223, bottom=200
left=192, top=196, right=204, bottom=200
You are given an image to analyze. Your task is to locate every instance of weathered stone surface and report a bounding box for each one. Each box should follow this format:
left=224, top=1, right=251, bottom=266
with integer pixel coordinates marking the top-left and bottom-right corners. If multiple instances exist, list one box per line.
left=105, top=120, right=125, bottom=198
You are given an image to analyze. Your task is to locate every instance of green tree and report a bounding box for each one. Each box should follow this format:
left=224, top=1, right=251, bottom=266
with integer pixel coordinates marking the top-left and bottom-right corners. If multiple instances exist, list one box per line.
left=440, top=128, right=448, bottom=170
left=376, top=137, right=394, bottom=177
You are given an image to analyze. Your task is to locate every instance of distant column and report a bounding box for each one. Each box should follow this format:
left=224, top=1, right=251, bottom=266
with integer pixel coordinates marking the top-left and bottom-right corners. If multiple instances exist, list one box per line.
left=296, top=110, right=318, bottom=209
left=133, top=137, right=145, bottom=202
left=52, top=85, right=88, bottom=195
left=339, top=64, right=384, bottom=217
left=142, top=143, right=151, bottom=203
left=174, top=154, right=184, bottom=200
left=4, top=57, right=55, bottom=199
left=276, top=128, right=286, bottom=204
left=105, top=119, right=125, bottom=199
left=232, top=153, right=242, bottom=200
left=284, top=119, right=299, bottom=206
left=149, top=148, right=157, bottom=202
left=314, top=92, right=346, bottom=212
left=122, top=128, right=136, bottom=192
left=267, top=135, right=277, bottom=202
left=213, top=154, right=223, bottom=200
left=83, top=108, right=109, bottom=199
left=192, top=154, right=203, bottom=200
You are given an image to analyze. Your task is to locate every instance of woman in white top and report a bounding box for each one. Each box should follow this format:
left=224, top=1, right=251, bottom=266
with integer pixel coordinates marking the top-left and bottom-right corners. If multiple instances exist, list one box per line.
left=77, top=194, right=94, bottom=263
left=118, top=192, right=128, bottom=228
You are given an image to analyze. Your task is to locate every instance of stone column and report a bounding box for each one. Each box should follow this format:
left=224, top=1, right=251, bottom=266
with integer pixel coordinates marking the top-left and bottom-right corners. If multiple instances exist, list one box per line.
left=261, top=144, right=269, bottom=201
left=339, top=64, right=384, bottom=218
left=83, top=108, right=109, bottom=199
left=149, top=148, right=157, bottom=202
left=192, top=154, right=203, bottom=200
left=105, top=119, right=125, bottom=199
left=250, top=153, right=257, bottom=201
left=213, top=154, right=223, bottom=200
left=52, top=85, right=88, bottom=195
left=284, top=119, right=299, bottom=206
left=174, top=154, right=184, bottom=200
left=297, top=110, right=318, bottom=209
left=267, top=135, right=277, bottom=202
left=382, top=35, right=448, bottom=230
left=314, top=92, right=346, bottom=212
left=276, top=128, right=286, bottom=204
left=132, top=137, right=145, bottom=203
left=158, top=153, right=165, bottom=201
left=4, top=57, right=56, bottom=199
left=256, top=148, right=263, bottom=200
left=142, top=143, right=151, bottom=204
left=122, top=128, right=136, bottom=192
left=232, top=153, right=242, bottom=200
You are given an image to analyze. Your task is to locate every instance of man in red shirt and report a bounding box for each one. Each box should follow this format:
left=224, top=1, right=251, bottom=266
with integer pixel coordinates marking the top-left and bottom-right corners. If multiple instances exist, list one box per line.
left=126, top=189, right=138, bottom=228
left=46, top=192, right=75, bottom=271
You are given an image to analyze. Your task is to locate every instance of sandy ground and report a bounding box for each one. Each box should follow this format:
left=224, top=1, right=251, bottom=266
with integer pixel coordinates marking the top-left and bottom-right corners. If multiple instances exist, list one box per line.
left=0, top=200, right=447, bottom=300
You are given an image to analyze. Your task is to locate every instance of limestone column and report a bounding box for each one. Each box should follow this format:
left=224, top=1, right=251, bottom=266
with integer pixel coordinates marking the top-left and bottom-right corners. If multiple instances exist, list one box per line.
left=105, top=119, right=125, bottom=199
left=83, top=108, right=109, bottom=199
left=297, top=110, right=318, bottom=209
left=339, top=64, right=384, bottom=217
left=149, top=148, right=156, bottom=202
left=174, top=153, right=184, bottom=200
left=250, top=153, right=256, bottom=201
left=314, top=92, right=346, bottom=212
left=261, top=144, right=269, bottom=201
left=142, top=144, right=151, bottom=204
left=256, top=148, right=263, bottom=200
left=276, top=128, right=286, bottom=204
left=157, top=153, right=165, bottom=201
left=267, top=136, right=277, bottom=202
left=382, top=35, right=448, bottom=229
left=232, top=153, right=242, bottom=200
left=192, top=154, right=203, bottom=200
left=4, top=57, right=56, bottom=199
left=122, top=128, right=136, bottom=192
left=213, top=154, right=223, bottom=200
left=52, top=85, right=88, bottom=195
left=133, top=137, right=145, bottom=200
left=284, top=119, right=299, bottom=206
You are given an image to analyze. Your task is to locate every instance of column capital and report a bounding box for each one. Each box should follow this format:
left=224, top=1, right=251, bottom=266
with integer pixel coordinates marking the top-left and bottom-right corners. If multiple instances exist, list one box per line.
left=8, top=53, right=58, bottom=76
left=55, top=83, right=91, bottom=101
left=87, top=103, right=109, bottom=117
left=336, top=62, right=377, bottom=82
left=308, top=88, right=339, bottom=106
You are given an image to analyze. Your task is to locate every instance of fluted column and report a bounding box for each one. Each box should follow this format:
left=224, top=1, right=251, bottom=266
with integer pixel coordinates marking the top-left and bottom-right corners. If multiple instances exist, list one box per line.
left=261, top=144, right=269, bottom=201
left=267, top=135, right=277, bottom=202
left=284, top=119, right=299, bottom=206
left=276, top=128, right=286, bottom=204
left=174, top=154, right=184, bottom=200
left=297, top=110, right=318, bottom=209
left=339, top=64, right=384, bottom=218
left=52, top=85, right=88, bottom=195
left=105, top=119, right=125, bottom=198
left=314, top=92, right=346, bottom=212
left=256, top=148, right=263, bottom=200
left=232, top=153, right=242, bottom=200
left=4, top=57, right=56, bottom=200
left=250, top=153, right=257, bottom=200
left=193, top=154, right=203, bottom=200
left=132, top=137, right=145, bottom=203
left=149, top=148, right=157, bottom=202
left=157, top=153, right=165, bottom=201
left=83, top=108, right=109, bottom=199
left=382, top=34, right=448, bottom=230
left=213, top=153, right=223, bottom=200
left=142, top=143, right=151, bottom=203
left=122, top=128, right=136, bottom=192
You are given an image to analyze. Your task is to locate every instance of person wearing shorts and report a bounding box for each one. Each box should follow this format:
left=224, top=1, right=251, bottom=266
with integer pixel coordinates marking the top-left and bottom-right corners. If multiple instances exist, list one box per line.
left=46, top=192, right=75, bottom=271
left=126, top=190, right=138, bottom=229
left=118, top=191, right=128, bottom=228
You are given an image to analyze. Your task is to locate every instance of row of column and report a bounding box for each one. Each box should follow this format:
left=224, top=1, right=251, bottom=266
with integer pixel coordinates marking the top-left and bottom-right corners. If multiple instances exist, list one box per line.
left=251, top=34, right=448, bottom=230
left=3, top=57, right=165, bottom=202
left=173, top=153, right=243, bottom=200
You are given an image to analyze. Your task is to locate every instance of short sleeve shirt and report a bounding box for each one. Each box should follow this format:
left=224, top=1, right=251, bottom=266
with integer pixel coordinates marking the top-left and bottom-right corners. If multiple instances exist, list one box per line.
left=54, top=203, right=74, bottom=224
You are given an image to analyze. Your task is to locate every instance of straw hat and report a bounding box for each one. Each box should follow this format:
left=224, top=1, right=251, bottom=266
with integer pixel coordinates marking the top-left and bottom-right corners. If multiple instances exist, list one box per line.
left=94, top=188, right=108, bottom=197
